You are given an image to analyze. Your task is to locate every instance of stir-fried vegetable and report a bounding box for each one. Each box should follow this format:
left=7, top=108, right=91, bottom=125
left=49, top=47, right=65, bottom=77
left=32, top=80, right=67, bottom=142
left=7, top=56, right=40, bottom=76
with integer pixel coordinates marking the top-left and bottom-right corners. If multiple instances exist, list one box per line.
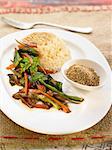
left=6, top=63, right=16, bottom=70
left=7, top=40, right=84, bottom=113
left=24, top=72, right=28, bottom=95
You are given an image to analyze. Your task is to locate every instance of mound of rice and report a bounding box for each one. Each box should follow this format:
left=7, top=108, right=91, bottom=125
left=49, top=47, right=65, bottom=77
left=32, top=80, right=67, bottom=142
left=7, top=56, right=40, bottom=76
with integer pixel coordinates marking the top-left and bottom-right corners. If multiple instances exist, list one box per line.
left=23, top=32, right=70, bottom=71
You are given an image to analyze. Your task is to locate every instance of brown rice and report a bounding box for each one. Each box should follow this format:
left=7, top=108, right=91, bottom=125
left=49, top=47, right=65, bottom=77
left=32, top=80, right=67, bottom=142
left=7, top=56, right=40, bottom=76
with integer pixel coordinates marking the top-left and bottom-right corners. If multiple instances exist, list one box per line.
left=23, top=32, right=70, bottom=71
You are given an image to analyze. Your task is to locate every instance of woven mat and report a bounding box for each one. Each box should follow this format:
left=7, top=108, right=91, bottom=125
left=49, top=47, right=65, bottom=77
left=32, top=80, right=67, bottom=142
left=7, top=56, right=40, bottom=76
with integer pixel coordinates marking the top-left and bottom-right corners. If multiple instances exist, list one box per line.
left=0, top=11, right=112, bottom=149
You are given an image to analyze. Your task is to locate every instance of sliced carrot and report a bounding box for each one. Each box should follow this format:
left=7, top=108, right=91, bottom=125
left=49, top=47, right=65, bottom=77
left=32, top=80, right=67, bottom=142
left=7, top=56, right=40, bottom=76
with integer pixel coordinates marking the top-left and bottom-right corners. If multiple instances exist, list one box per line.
left=29, top=89, right=70, bottom=113
left=24, top=72, right=28, bottom=95
left=39, top=90, right=70, bottom=113
left=18, top=44, right=25, bottom=49
left=6, top=63, right=16, bottom=70
left=34, top=103, right=49, bottom=109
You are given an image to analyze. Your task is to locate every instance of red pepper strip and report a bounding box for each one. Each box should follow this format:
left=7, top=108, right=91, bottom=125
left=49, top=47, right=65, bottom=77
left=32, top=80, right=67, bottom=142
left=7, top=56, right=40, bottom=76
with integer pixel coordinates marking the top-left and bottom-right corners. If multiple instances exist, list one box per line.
left=44, top=69, right=57, bottom=74
left=24, top=72, right=28, bottom=95
left=38, top=66, right=47, bottom=74
left=6, top=63, right=16, bottom=70
left=38, top=66, right=57, bottom=74
left=36, top=84, right=46, bottom=92
left=34, top=103, right=49, bottom=109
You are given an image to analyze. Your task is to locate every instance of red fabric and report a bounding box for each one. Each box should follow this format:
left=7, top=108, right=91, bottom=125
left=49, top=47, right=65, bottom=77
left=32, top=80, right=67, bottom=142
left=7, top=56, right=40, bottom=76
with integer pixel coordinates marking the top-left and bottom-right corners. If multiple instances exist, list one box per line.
left=0, top=1, right=111, bottom=14
left=0, top=0, right=111, bottom=8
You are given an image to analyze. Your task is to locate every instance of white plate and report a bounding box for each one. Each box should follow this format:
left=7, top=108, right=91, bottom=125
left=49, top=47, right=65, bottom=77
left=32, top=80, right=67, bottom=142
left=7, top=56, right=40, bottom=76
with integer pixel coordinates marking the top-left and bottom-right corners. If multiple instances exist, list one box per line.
left=0, top=28, right=111, bottom=135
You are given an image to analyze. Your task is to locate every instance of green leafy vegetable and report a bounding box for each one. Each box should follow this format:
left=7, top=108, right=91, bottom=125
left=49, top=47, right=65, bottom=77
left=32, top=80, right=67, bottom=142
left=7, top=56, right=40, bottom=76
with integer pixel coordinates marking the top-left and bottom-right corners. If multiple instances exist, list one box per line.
left=18, top=48, right=38, bottom=56
left=13, top=51, right=22, bottom=66
left=45, top=75, right=62, bottom=92
left=16, top=40, right=38, bottom=56
left=30, top=57, right=40, bottom=75
left=20, top=58, right=31, bottom=73
left=30, top=72, right=47, bottom=82
left=55, top=82, right=63, bottom=91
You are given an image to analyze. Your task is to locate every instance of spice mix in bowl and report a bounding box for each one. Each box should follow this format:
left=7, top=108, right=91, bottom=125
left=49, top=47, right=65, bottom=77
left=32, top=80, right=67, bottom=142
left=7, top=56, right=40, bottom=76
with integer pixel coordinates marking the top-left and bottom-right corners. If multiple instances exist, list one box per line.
left=61, top=59, right=107, bottom=91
